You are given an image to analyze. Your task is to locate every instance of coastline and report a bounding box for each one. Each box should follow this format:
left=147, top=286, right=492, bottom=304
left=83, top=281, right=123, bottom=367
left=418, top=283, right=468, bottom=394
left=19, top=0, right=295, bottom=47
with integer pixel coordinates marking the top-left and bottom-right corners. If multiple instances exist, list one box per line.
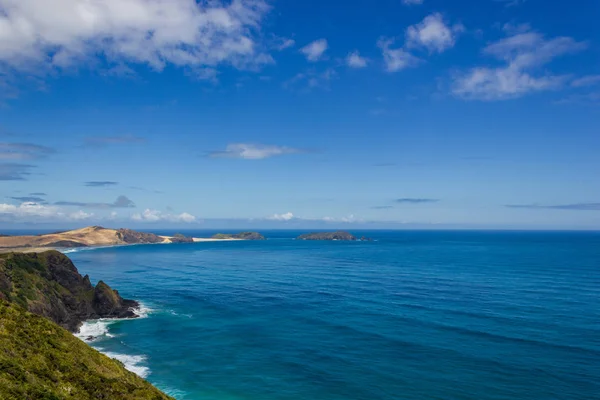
left=74, top=302, right=153, bottom=378
left=0, top=236, right=243, bottom=254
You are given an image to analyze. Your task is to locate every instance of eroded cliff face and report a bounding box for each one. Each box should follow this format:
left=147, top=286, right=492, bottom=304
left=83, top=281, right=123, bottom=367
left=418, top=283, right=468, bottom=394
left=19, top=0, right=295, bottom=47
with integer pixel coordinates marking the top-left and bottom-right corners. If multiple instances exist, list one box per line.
left=0, top=251, right=138, bottom=332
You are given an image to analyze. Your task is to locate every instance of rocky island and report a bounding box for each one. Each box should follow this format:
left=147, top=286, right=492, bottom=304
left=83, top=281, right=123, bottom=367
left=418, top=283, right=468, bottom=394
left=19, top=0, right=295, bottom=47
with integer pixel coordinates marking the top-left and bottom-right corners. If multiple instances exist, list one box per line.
left=0, top=250, right=172, bottom=399
left=297, top=231, right=357, bottom=241
left=212, top=232, right=266, bottom=240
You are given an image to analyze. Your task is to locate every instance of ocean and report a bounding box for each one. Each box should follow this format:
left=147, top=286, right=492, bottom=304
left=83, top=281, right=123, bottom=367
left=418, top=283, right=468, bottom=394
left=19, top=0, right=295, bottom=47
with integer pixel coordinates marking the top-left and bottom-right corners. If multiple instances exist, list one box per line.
left=64, top=230, right=600, bottom=400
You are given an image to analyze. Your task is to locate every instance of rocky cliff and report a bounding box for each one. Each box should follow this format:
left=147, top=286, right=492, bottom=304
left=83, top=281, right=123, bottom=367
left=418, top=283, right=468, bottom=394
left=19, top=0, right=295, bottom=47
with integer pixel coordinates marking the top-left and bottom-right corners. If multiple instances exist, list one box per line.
left=0, top=251, right=139, bottom=332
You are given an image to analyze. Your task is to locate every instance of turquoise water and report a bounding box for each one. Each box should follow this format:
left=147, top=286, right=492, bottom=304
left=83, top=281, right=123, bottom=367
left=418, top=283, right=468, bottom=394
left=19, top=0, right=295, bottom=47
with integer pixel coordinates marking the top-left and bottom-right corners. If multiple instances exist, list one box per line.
left=67, top=230, right=600, bottom=400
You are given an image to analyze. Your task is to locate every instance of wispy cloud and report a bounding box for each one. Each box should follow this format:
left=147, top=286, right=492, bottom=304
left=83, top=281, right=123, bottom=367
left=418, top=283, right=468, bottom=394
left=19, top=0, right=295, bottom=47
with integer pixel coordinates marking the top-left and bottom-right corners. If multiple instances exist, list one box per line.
left=300, top=39, right=329, bottom=62
left=453, top=28, right=587, bottom=100
left=0, top=163, right=35, bottom=180
left=283, top=68, right=337, bottom=91
left=571, top=75, right=600, bottom=88
left=371, top=206, right=394, bottom=210
left=131, top=209, right=196, bottom=223
left=496, top=0, right=526, bottom=7
left=0, top=0, right=273, bottom=78
left=9, top=196, right=46, bottom=203
left=346, top=51, right=368, bottom=68
left=406, top=13, right=464, bottom=53
left=128, top=186, right=164, bottom=194
left=506, top=203, right=600, bottom=211
left=266, top=212, right=360, bottom=223
left=84, top=181, right=119, bottom=187
left=402, top=0, right=424, bottom=5
left=0, top=202, right=94, bottom=222
left=29, top=192, right=47, bottom=196
left=274, top=37, right=296, bottom=51
left=55, top=195, right=135, bottom=209
left=0, top=142, right=55, bottom=160
left=209, top=143, right=306, bottom=160
left=83, top=135, right=146, bottom=147
left=396, top=198, right=439, bottom=204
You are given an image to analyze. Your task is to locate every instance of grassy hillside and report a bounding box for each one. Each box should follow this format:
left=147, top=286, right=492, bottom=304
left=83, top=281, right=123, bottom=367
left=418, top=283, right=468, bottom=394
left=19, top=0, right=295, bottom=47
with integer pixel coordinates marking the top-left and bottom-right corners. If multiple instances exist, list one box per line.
left=0, top=251, right=138, bottom=332
left=0, top=301, right=173, bottom=399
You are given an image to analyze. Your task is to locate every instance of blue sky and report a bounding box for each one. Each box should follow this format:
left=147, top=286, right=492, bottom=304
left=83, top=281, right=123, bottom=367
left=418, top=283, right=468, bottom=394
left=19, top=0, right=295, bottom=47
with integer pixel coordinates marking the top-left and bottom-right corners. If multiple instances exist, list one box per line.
left=0, top=0, right=599, bottom=229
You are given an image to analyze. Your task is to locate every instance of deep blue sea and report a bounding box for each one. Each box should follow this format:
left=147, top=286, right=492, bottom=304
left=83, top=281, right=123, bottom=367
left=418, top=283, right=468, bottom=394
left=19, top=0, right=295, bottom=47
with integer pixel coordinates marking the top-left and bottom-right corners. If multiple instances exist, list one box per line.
left=61, top=230, right=600, bottom=400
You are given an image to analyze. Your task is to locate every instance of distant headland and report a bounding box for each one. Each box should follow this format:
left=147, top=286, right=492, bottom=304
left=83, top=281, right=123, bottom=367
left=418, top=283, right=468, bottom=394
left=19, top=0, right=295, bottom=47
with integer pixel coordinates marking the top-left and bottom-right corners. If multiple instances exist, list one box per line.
left=0, top=226, right=265, bottom=253
left=212, top=232, right=266, bottom=240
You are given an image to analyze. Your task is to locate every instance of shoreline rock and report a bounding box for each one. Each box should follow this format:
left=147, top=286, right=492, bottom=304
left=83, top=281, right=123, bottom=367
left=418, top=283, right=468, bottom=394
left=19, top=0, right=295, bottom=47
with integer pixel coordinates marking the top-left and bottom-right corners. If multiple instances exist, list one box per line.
left=0, top=251, right=140, bottom=332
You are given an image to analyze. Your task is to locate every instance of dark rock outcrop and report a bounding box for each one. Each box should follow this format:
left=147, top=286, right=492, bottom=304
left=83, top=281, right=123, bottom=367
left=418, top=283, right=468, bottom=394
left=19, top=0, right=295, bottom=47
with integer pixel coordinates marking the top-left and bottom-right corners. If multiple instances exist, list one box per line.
left=212, top=232, right=266, bottom=240
left=297, top=231, right=357, bottom=241
left=0, top=251, right=139, bottom=332
left=116, top=228, right=164, bottom=244
left=45, top=240, right=89, bottom=248
left=170, top=233, right=194, bottom=243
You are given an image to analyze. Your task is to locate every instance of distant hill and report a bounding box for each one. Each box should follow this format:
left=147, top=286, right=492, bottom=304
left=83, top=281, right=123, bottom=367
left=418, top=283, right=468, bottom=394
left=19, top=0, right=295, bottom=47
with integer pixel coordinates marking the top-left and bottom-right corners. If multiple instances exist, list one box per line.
left=212, top=232, right=266, bottom=240
left=0, top=251, right=139, bottom=332
left=0, top=300, right=173, bottom=399
left=297, top=231, right=357, bottom=241
left=0, top=226, right=166, bottom=251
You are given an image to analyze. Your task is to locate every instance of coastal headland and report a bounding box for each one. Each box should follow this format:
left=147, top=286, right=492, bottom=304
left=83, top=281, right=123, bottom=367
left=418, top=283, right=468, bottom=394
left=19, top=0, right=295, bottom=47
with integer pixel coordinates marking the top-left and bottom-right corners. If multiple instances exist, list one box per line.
left=0, top=226, right=264, bottom=253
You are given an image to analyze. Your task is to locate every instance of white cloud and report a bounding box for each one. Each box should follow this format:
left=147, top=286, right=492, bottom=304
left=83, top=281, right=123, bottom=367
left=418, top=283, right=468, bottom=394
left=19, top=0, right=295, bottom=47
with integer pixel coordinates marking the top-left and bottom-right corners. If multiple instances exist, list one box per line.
left=453, top=29, right=587, bottom=100
left=265, top=212, right=361, bottom=223
left=275, top=38, right=296, bottom=51
left=319, top=214, right=359, bottom=223
left=0, top=201, right=93, bottom=221
left=300, top=39, right=328, bottom=62
left=346, top=51, right=368, bottom=68
left=402, top=0, right=424, bottom=4
left=131, top=209, right=197, bottom=223
left=177, top=212, right=196, bottom=223
left=268, top=212, right=294, bottom=221
left=377, top=38, right=421, bottom=72
left=0, top=0, right=272, bottom=77
left=69, top=210, right=95, bottom=221
left=406, top=13, right=464, bottom=53
left=209, top=143, right=303, bottom=159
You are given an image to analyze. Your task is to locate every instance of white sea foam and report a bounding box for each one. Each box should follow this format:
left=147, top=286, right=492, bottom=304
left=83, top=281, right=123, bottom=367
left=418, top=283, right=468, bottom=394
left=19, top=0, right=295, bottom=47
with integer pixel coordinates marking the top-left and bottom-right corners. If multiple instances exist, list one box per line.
left=168, top=309, right=193, bottom=318
left=135, top=302, right=154, bottom=319
left=102, top=351, right=150, bottom=378
left=73, top=302, right=156, bottom=378
left=75, top=319, right=117, bottom=342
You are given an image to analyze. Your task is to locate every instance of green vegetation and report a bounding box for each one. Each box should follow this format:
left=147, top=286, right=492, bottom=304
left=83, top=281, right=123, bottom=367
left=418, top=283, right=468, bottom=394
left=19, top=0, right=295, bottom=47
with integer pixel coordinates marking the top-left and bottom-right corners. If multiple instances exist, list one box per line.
left=0, top=251, right=137, bottom=332
left=0, top=301, right=173, bottom=400
left=212, top=232, right=266, bottom=240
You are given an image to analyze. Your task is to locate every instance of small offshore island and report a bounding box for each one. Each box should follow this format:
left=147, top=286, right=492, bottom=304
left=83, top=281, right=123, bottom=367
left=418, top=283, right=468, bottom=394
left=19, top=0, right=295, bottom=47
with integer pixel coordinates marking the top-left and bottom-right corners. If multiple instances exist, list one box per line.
left=297, top=231, right=372, bottom=241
